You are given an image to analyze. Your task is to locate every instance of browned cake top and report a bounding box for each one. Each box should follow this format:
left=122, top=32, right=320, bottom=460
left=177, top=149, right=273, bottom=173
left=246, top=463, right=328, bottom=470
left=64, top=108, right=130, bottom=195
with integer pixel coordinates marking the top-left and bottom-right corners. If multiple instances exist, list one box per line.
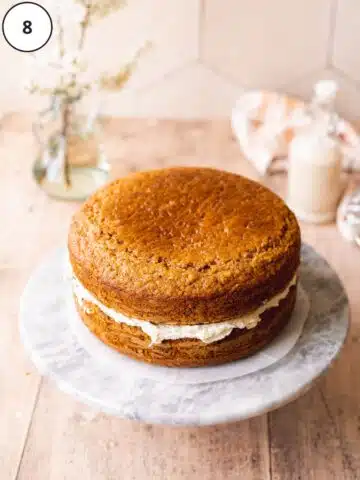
left=69, top=167, right=300, bottom=322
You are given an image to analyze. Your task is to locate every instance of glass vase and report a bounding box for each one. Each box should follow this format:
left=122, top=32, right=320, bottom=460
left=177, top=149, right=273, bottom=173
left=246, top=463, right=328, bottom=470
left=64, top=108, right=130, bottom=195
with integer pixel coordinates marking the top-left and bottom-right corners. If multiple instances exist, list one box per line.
left=32, top=97, right=110, bottom=201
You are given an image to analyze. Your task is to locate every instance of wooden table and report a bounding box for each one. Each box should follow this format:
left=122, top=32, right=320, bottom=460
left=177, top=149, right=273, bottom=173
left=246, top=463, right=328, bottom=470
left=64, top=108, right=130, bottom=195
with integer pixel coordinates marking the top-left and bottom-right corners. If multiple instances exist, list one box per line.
left=1, top=115, right=360, bottom=480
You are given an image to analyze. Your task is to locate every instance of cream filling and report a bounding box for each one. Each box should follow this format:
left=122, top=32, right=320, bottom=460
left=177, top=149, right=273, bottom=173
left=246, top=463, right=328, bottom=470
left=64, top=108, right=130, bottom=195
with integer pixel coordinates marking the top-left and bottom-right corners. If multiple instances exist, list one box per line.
left=72, top=273, right=297, bottom=345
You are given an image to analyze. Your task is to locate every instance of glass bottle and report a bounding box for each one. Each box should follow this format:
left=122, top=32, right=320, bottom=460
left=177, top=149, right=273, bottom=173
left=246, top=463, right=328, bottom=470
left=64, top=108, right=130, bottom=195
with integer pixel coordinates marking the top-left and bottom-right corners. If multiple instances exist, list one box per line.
left=287, top=81, right=344, bottom=223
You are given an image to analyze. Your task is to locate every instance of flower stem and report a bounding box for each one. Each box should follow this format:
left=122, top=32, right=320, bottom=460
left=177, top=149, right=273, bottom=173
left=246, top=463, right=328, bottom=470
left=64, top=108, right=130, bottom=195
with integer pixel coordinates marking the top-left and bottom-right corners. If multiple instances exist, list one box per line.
left=62, top=101, right=71, bottom=187
left=58, top=16, right=65, bottom=58
left=79, top=3, right=91, bottom=50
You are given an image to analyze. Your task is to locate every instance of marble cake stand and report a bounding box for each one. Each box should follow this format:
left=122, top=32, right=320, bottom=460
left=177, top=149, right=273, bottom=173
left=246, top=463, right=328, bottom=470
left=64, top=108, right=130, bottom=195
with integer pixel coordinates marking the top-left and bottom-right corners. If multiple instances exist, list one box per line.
left=19, top=244, right=349, bottom=426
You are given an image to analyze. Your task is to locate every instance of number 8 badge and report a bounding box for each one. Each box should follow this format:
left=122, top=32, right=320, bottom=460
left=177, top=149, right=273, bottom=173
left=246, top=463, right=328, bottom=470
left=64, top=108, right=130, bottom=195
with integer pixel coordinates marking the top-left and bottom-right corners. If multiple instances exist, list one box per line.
left=2, top=2, right=53, bottom=52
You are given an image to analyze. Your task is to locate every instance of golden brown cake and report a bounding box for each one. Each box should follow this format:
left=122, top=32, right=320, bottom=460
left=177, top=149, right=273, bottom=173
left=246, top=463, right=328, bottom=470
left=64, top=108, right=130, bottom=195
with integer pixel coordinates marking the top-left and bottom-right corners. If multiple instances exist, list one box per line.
left=68, top=167, right=301, bottom=367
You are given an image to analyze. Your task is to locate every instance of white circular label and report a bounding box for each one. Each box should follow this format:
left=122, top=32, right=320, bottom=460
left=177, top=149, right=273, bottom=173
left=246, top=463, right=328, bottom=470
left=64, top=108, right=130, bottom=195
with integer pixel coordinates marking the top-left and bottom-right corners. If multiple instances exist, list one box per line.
left=2, top=2, right=53, bottom=52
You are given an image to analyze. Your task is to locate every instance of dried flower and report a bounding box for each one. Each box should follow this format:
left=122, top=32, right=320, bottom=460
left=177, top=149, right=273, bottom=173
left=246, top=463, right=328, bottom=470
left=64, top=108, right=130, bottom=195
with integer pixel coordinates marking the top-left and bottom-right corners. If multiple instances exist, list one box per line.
left=25, top=0, right=147, bottom=103
left=99, top=42, right=151, bottom=91
left=56, top=1, right=86, bottom=51
left=25, top=47, right=90, bottom=99
left=28, top=0, right=143, bottom=189
left=75, top=0, right=126, bottom=20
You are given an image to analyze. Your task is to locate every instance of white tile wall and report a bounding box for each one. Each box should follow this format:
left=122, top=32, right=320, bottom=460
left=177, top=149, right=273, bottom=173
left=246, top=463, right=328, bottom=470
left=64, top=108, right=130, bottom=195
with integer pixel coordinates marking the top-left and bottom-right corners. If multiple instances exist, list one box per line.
left=1, top=0, right=360, bottom=121
left=202, top=0, right=331, bottom=89
left=101, top=63, right=243, bottom=118
left=333, top=0, right=360, bottom=84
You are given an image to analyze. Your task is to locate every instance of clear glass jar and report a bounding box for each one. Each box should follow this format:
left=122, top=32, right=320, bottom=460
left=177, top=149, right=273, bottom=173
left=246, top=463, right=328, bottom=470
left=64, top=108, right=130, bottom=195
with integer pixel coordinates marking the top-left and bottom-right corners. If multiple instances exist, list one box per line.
left=32, top=96, right=110, bottom=201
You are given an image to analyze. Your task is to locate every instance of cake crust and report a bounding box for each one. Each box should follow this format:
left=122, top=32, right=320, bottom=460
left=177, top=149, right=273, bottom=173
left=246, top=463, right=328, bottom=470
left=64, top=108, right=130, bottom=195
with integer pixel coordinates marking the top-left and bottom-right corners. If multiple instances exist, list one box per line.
left=69, top=167, right=300, bottom=325
left=75, top=285, right=297, bottom=367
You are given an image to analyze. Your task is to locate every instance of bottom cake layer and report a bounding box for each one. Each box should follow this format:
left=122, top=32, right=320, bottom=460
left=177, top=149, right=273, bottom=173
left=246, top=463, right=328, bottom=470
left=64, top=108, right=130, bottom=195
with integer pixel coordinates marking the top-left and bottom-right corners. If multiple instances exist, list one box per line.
left=75, top=285, right=297, bottom=367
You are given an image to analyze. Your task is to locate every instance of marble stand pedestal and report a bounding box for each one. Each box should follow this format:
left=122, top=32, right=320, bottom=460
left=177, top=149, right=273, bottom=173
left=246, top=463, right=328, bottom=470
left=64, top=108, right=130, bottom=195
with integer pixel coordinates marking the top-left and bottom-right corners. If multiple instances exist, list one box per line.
left=19, top=244, right=349, bottom=426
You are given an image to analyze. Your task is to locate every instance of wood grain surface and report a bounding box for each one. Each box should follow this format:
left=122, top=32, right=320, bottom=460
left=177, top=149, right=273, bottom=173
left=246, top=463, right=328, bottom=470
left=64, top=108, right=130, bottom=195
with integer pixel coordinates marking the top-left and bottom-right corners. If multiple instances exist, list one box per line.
left=1, top=114, right=359, bottom=480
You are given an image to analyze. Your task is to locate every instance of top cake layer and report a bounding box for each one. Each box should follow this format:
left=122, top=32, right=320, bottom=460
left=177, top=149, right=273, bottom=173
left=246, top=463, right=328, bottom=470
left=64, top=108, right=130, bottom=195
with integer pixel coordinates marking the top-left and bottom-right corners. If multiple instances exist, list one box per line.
left=68, top=167, right=301, bottom=325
